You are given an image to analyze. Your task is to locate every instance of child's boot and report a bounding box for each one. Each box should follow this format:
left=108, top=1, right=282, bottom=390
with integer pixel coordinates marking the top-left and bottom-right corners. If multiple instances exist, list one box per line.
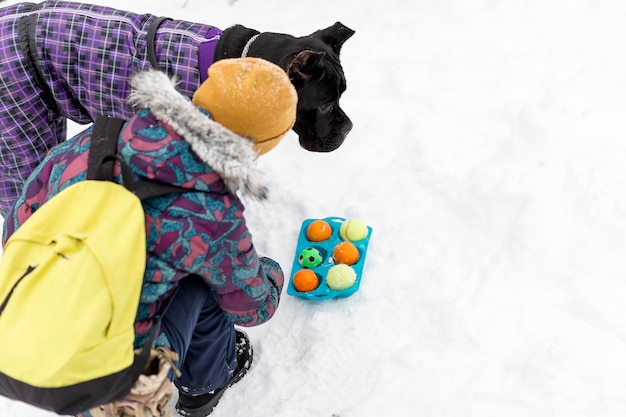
left=175, top=329, right=253, bottom=417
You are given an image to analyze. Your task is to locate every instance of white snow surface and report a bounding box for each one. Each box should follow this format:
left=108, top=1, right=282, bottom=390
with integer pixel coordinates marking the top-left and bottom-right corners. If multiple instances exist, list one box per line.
left=2, top=0, right=626, bottom=416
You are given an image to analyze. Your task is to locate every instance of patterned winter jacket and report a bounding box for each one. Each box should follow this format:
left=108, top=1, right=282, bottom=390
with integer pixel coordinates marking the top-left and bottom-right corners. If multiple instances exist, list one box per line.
left=2, top=70, right=284, bottom=348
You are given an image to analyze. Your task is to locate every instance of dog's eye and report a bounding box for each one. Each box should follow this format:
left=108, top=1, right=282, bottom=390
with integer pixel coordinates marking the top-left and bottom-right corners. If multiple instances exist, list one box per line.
left=319, top=103, right=334, bottom=113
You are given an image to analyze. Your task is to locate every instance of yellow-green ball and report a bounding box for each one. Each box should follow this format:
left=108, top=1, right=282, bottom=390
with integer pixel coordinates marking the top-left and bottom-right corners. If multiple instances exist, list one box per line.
left=339, top=218, right=369, bottom=242
left=326, top=264, right=357, bottom=290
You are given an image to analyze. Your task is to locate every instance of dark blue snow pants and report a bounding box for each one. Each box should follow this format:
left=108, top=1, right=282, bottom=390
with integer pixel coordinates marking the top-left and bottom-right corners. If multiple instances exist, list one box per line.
left=161, top=275, right=237, bottom=395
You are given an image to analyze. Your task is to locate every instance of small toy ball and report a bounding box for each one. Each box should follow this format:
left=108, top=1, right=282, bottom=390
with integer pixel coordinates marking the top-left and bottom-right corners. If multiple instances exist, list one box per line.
left=339, top=218, right=369, bottom=242
left=326, top=264, right=357, bottom=290
left=332, top=241, right=360, bottom=266
left=292, top=269, right=320, bottom=292
left=298, top=247, right=323, bottom=268
left=306, top=219, right=333, bottom=242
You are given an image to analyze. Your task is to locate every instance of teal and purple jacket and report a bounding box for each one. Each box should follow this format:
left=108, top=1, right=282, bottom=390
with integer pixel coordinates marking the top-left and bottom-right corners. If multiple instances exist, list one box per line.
left=2, top=70, right=284, bottom=348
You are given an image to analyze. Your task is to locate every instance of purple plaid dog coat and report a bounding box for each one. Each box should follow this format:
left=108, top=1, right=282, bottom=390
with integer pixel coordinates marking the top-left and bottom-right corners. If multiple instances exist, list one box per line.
left=0, top=1, right=222, bottom=216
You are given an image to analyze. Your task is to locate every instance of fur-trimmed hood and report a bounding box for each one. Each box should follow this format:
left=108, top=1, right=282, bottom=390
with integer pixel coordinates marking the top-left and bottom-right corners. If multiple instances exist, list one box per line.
left=127, top=70, right=268, bottom=199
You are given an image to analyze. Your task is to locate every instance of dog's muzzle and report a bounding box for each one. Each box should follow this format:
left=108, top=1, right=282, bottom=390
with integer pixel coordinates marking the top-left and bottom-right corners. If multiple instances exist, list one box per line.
left=293, top=107, right=353, bottom=152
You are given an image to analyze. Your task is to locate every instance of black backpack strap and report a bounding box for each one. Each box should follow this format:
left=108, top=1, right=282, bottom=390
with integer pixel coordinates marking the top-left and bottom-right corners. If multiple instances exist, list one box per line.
left=87, top=115, right=189, bottom=200
left=133, top=180, right=190, bottom=200
left=87, top=116, right=126, bottom=181
left=135, top=283, right=181, bottom=363
left=125, top=283, right=182, bottom=387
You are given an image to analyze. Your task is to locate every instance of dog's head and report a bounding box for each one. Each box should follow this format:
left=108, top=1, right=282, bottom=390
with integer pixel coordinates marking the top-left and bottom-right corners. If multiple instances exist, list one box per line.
left=285, top=23, right=355, bottom=152
left=217, top=22, right=355, bottom=152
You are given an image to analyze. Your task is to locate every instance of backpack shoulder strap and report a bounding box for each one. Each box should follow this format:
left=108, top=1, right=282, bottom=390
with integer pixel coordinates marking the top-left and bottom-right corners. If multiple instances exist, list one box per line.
left=87, top=116, right=126, bottom=182
left=87, top=115, right=188, bottom=200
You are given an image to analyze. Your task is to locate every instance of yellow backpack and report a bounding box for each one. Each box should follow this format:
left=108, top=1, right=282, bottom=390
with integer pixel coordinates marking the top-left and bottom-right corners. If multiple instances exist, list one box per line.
left=0, top=116, right=182, bottom=415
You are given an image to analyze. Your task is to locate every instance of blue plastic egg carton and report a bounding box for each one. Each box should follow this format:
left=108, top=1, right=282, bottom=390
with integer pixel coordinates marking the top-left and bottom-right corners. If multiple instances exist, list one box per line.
left=287, top=216, right=372, bottom=300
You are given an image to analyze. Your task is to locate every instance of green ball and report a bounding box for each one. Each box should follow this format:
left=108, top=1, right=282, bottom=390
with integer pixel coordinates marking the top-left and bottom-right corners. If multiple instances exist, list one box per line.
left=339, top=218, right=369, bottom=241
left=326, top=264, right=357, bottom=290
left=298, top=247, right=323, bottom=268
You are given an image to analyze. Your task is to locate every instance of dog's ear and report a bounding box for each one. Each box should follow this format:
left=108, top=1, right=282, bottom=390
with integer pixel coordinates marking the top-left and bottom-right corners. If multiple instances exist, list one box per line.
left=288, top=50, right=326, bottom=85
left=310, top=22, right=355, bottom=55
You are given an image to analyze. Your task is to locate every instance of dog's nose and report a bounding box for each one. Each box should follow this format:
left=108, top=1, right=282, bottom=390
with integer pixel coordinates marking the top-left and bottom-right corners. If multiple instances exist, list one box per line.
left=292, top=106, right=353, bottom=152
left=340, top=117, right=353, bottom=136
left=297, top=123, right=352, bottom=152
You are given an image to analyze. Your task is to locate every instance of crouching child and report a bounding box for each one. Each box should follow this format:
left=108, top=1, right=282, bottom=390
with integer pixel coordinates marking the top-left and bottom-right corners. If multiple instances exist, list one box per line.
left=2, top=57, right=297, bottom=417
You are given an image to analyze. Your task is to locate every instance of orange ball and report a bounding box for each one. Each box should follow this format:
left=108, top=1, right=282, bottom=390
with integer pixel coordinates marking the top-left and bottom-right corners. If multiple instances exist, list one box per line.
left=332, top=241, right=360, bottom=266
left=306, top=220, right=333, bottom=242
left=292, top=269, right=320, bottom=292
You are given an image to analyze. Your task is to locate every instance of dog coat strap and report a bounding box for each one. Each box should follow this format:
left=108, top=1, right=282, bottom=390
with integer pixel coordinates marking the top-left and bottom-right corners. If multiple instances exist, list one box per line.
left=17, top=4, right=59, bottom=114
left=147, top=16, right=173, bottom=70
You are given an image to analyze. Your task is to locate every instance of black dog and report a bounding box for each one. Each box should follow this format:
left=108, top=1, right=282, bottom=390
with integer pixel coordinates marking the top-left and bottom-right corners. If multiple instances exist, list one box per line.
left=215, top=23, right=355, bottom=152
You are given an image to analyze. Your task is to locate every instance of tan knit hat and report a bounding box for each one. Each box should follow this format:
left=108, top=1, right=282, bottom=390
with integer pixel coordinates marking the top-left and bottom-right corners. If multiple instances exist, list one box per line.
left=192, top=57, right=298, bottom=155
